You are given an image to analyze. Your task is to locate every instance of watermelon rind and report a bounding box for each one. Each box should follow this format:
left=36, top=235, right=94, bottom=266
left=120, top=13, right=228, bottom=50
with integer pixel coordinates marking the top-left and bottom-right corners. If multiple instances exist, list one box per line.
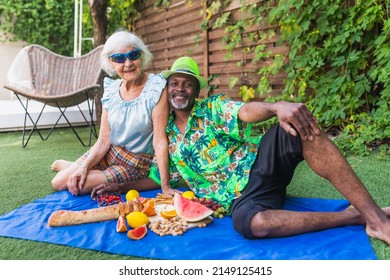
left=173, top=193, right=214, bottom=222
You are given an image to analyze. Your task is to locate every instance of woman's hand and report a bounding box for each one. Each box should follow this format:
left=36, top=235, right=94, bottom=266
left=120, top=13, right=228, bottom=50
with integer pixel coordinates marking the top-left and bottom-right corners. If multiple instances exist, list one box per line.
left=91, top=183, right=121, bottom=200
left=67, top=165, right=88, bottom=195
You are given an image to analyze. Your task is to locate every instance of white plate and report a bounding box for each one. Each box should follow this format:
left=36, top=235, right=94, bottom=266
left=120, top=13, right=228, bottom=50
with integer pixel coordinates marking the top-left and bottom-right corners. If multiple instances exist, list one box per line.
left=149, top=204, right=176, bottom=222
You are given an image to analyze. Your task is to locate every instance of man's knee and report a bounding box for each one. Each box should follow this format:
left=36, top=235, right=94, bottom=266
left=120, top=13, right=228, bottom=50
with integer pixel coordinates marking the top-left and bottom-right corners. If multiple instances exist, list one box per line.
left=232, top=209, right=271, bottom=239
left=248, top=212, right=272, bottom=238
left=232, top=206, right=269, bottom=239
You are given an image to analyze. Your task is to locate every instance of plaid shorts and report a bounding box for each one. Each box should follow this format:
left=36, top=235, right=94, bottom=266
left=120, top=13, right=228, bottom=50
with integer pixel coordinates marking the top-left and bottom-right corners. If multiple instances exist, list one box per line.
left=76, top=145, right=154, bottom=183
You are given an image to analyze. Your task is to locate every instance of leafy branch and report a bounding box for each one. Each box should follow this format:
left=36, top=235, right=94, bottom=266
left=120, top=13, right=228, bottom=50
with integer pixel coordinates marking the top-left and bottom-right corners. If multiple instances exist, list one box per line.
left=207, top=0, right=390, bottom=155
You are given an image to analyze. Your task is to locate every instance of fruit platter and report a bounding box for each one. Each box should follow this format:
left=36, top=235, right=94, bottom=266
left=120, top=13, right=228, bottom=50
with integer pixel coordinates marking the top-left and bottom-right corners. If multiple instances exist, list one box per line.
left=48, top=190, right=228, bottom=241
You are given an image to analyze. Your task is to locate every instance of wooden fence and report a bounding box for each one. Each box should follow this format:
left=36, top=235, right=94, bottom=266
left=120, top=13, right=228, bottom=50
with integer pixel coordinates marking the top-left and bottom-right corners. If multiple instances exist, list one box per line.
left=134, top=0, right=288, bottom=100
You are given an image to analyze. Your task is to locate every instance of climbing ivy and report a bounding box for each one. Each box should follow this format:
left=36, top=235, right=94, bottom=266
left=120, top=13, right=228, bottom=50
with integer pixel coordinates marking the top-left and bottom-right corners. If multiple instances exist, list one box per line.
left=203, top=0, right=390, bottom=155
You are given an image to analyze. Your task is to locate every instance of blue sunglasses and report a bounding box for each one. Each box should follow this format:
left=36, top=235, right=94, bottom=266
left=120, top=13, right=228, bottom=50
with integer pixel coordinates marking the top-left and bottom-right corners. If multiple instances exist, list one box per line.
left=109, top=48, right=141, bottom=63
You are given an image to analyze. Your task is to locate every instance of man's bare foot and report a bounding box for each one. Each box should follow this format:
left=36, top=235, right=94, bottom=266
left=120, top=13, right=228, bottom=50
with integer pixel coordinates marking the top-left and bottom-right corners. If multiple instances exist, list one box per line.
left=379, top=206, right=390, bottom=217
left=366, top=219, right=390, bottom=245
left=346, top=205, right=390, bottom=245
left=366, top=207, right=390, bottom=245
left=345, top=205, right=390, bottom=219
left=51, top=160, right=73, bottom=172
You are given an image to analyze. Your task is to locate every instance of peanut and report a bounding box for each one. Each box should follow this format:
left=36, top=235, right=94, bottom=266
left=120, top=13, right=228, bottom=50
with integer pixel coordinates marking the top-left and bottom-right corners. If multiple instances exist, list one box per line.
left=149, top=217, right=187, bottom=236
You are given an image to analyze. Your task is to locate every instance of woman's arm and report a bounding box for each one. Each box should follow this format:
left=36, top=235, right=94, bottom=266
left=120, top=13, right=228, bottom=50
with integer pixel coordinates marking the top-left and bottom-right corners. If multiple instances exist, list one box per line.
left=91, top=178, right=160, bottom=199
left=67, top=109, right=112, bottom=193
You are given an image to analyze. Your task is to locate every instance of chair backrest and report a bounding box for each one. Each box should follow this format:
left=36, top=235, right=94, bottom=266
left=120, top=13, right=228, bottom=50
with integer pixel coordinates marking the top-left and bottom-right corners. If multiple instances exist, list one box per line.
left=27, top=45, right=103, bottom=96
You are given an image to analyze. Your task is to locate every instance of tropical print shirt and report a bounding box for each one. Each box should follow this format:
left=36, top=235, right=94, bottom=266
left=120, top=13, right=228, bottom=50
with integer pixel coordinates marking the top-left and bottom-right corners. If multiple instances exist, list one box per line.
left=149, top=94, right=261, bottom=209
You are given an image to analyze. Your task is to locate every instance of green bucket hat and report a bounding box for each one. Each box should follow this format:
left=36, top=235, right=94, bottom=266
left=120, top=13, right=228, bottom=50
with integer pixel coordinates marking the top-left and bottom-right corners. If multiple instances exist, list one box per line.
left=161, top=57, right=207, bottom=90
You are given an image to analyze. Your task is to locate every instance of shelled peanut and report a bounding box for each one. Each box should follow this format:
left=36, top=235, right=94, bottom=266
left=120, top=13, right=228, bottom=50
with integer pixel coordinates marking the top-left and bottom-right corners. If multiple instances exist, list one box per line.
left=148, top=217, right=207, bottom=236
left=149, top=217, right=187, bottom=236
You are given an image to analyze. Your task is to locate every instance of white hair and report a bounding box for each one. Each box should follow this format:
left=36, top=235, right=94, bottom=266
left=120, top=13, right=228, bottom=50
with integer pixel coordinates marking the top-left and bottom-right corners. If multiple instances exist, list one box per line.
left=100, top=30, right=153, bottom=76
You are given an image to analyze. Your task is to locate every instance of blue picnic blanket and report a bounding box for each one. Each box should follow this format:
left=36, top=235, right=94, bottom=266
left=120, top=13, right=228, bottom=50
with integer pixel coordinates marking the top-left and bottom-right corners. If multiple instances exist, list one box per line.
left=0, top=189, right=377, bottom=260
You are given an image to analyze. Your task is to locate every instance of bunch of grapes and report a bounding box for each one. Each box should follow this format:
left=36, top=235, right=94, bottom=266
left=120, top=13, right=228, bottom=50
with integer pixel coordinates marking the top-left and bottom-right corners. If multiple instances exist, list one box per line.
left=213, top=207, right=227, bottom=219
left=192, top=197, right=228, bottom=218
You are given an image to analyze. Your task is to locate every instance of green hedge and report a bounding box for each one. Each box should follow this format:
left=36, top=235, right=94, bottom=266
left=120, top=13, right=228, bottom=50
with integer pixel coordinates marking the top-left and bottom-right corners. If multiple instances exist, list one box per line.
left=205, top=0, right=390, bottom=155
left=0, top=0, right=139, bottom=56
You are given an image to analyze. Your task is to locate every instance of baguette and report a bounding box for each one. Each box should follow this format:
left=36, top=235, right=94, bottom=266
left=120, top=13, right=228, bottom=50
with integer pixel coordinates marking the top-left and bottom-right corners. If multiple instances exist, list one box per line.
left=48, top=199, right=143, bottom=227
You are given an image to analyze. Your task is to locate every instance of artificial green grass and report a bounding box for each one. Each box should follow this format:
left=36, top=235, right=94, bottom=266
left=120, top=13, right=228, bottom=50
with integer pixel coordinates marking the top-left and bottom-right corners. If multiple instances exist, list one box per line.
left=0, top=128, right=389, bottom=259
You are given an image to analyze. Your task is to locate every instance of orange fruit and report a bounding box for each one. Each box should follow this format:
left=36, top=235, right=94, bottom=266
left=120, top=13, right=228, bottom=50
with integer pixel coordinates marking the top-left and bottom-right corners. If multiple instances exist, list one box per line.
left=126, top=211, right=149, bottom=229
left=116, top=216, right=128, bottom=233
left=127, top=224, right=147, bottom=240
left=138, top=197, right=149, bottom=205
left=160, top=209, right=177, bottom=219
left=142, top=199, right=156, bottom=216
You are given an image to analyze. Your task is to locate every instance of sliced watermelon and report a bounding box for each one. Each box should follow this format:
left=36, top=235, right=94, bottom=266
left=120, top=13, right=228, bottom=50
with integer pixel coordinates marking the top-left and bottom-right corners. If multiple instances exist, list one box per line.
left=173, top=193, right=214, bottom=222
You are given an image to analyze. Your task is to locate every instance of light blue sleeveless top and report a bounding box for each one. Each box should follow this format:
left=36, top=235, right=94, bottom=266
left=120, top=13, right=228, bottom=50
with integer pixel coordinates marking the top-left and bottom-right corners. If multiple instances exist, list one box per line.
left=101, top=74, right=166, bottom=155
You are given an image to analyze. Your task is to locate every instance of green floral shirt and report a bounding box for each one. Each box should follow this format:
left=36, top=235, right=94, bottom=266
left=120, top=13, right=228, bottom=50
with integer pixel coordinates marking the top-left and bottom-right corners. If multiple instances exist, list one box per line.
left=149, top=94, right=261, bottom=209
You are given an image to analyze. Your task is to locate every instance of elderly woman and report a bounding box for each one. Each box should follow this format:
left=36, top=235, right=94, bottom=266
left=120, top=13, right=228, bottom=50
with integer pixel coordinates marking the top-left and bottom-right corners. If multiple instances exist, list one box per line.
left=51, top=30, right=174, bottom=196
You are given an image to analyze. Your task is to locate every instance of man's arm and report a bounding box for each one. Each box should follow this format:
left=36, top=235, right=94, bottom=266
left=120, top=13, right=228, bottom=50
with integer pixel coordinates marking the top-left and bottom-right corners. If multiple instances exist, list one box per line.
left=91, top=178, right=160, bottom=199
left=238, top=101, right=321, bottom=141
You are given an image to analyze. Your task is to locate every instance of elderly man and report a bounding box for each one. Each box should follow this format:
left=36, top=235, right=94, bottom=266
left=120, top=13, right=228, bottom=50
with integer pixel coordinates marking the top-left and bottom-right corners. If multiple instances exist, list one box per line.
left=92, top=56, right=390, bottom=245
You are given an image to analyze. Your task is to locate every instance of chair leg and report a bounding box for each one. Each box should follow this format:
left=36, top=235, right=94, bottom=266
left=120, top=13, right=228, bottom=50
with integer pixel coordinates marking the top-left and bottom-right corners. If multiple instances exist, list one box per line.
left=15, top=93, right=97, bottom=147
left=43, top=107, right=67, bottom=141
left=15, top=94, right=46, bottom=148
left=54, top=97, right=97, bottom=147
left=76, top=96, right=98, bottom=139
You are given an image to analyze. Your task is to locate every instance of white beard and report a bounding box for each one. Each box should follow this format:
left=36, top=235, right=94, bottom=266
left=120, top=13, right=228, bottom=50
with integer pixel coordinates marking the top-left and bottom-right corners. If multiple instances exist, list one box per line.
left=171, top=98, right=189, bottom=110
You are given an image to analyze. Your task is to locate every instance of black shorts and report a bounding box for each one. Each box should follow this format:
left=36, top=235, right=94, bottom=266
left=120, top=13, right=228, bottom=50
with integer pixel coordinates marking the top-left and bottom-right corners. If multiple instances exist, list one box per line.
left=231, top=124, right=304, bottom=239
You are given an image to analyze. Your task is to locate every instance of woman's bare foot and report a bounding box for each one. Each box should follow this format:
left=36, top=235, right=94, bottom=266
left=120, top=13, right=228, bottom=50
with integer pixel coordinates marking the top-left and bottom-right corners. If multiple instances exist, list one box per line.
left=51, top=160, right=73, bottom=172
